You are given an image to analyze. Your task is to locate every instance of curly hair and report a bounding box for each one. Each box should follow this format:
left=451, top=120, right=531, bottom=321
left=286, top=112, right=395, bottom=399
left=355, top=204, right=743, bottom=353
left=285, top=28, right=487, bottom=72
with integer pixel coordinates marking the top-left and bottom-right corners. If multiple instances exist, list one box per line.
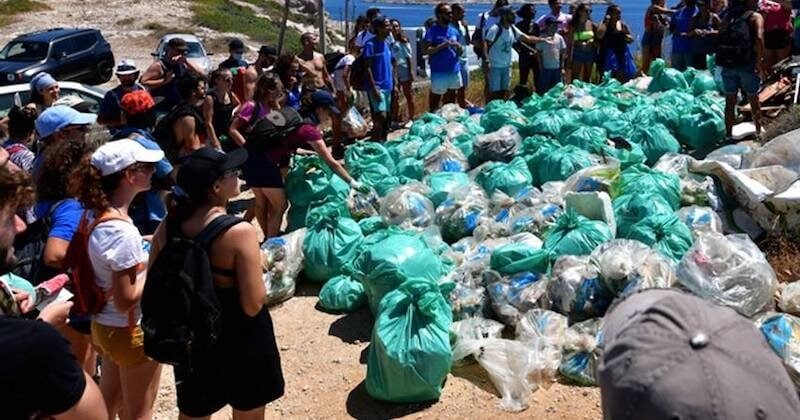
left=36, top=135, right=96, bottom=202
left=7, top=106, right=37, bottom=141
left=68, top=155, right=124, bottom=215
left=0, top=165, right=34, bottom=211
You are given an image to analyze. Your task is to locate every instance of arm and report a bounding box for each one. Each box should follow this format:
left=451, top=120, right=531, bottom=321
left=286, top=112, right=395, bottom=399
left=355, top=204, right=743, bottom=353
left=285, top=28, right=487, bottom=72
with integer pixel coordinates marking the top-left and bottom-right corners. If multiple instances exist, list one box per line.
left=321, top=56, right=335, bottom=90
left=178, top=55, right=205, bottom=76
left=230, top=224, right=266, bottom=317
left=229, top=116, right=248, bottom=147
left=342, top=64, right=352, bottom=91
left=404, top=43, right=415, bottom=83
left=753, top=13, right=766, bottom=75
left=308, top=139, right=355, bottom=183
left=53, top=372, right=107, bottom=420
left=111, top=264, right=145, bottom=313
left=43, top=237, right=70, bottom=268
left=202, top=96, right=221, bottom=149
left=140, top=61, right=171, bottom=90
left=596, top=22, right=608, bottom=39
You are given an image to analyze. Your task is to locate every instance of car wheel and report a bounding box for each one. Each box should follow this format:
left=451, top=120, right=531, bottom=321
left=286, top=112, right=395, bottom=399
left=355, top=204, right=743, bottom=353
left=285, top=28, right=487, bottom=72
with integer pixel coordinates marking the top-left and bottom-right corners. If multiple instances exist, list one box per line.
left=93, top=59, right=114, bottom=84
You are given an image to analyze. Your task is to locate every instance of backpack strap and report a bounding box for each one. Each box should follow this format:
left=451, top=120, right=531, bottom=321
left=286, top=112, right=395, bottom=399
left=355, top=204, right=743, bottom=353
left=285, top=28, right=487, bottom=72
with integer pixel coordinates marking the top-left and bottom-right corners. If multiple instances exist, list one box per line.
left=194, top=214, right=244, bottom=251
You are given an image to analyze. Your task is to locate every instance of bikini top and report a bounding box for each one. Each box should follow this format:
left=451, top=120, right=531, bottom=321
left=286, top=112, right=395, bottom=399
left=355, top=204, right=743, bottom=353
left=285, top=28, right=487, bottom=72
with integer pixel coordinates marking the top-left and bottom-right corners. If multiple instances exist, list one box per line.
left=574, top=30, right=594, bottom=42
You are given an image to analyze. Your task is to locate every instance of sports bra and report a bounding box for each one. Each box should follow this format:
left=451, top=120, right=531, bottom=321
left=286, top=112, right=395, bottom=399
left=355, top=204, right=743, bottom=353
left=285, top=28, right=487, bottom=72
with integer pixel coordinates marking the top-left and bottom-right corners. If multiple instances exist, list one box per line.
left=574, top=30, right=594, bottom=42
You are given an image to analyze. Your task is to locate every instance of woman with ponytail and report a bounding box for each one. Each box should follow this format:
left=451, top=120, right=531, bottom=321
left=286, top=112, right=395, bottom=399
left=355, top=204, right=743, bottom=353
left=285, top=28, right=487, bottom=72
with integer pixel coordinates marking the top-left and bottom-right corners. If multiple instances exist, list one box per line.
left=69, top=139, right=164, bottom=420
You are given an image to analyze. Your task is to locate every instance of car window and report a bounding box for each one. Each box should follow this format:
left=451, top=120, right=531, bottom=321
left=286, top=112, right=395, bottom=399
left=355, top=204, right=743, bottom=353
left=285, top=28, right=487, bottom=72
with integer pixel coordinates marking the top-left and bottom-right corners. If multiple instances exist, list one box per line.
left=186, top=42, right=205, bottom=58
left=72, top=33, right=97, bottom=52
left=0, top=41, right=49, bottom=61
left=60, top=89, right=101, bottom=113
left=51, top=38, right=75, bottom=58
left=0, top=91, right=31, bottom=118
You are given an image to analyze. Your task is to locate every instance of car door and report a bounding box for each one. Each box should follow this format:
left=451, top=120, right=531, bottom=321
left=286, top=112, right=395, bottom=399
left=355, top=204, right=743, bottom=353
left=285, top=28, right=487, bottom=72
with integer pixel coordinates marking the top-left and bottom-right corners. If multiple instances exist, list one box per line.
left=69, top=33, right=98, bottom=79
left=49, top=37, right=79, bottom=80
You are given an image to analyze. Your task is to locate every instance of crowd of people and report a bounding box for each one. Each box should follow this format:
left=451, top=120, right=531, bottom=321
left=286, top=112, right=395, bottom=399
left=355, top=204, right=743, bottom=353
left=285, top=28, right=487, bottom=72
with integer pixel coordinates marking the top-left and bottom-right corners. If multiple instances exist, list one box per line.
left=0, top=0, right=797, bottom=418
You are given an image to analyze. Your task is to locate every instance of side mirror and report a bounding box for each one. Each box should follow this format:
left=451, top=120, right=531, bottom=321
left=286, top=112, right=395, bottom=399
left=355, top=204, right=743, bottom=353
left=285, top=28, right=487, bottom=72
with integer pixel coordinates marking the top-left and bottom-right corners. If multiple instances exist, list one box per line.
left=150, top=52, right=158, bottom=57
left=207, top=52, right=214, bottom=56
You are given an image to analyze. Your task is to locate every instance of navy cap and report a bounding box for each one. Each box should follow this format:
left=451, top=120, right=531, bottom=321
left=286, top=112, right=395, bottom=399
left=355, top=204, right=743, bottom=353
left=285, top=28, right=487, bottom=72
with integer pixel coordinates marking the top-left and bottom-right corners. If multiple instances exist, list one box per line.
left=309, top=89, right=341, bottom=115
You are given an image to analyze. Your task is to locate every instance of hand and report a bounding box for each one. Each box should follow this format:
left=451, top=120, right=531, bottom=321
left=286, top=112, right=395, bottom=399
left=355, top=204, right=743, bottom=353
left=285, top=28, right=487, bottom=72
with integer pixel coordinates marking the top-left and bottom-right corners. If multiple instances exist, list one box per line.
left=350, top=180, right=370, bottom=193
left=163, top=71, right=175, bottom=84
left=38, top=301, right=73, bottom=326
left=371, top=87, right=381, bottom=101
left=11, top=289, right=34, bottom=314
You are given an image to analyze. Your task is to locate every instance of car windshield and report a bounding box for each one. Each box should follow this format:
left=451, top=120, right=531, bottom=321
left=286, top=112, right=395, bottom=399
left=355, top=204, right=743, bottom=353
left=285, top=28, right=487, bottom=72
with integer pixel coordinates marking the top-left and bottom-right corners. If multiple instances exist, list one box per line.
left=0, top=41, right=49, bottom=61
left=160, top=40, right=205, bottom=59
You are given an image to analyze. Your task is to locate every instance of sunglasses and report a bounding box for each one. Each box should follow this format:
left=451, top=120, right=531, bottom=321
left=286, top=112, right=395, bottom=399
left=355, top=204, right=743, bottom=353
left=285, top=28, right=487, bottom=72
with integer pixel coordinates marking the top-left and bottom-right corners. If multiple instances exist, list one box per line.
left=130, top=162, right=156, bottom=173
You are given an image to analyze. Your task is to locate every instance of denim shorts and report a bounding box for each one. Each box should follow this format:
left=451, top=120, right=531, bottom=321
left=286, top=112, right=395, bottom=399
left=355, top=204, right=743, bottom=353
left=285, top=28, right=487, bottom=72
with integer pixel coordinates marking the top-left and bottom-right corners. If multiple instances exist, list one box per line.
left=460, top=64, right=469, bottom=88
left=721, top=65, right=761, bottom=96
left=430, top=71, right=462, bottom=95
left=641, top=31, right=664, bottom=49
left=368, top=89, right=392, bottom=113
left=572, top=44, right=596, bottom=64
left=488, top=66, right=511, bottom=92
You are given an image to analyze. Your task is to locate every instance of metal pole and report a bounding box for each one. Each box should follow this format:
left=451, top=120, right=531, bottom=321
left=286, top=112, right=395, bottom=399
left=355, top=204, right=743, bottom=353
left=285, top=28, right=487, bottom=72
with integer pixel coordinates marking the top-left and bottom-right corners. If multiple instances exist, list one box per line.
left=278, top=0, right=290, bottom=55
left=344, top=0, right=350, bottom=47
left=319, top=0, right=326, bottom=54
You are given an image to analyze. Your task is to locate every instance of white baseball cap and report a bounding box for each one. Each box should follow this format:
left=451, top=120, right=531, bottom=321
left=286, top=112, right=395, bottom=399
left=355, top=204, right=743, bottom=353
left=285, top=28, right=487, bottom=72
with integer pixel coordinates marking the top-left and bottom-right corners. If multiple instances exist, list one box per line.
left=91, top=139, right=164, bottom=176
left=115, top=59, right=139, bottom=75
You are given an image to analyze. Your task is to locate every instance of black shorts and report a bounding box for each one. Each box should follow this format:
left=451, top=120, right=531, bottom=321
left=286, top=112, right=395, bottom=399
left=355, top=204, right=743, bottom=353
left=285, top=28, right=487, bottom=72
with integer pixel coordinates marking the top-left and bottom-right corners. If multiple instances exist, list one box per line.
left=175, top=306, right=284, bottom=417
left=765, top=29, right=791, bottom=50
left=242, top=149, right=284, bottom=188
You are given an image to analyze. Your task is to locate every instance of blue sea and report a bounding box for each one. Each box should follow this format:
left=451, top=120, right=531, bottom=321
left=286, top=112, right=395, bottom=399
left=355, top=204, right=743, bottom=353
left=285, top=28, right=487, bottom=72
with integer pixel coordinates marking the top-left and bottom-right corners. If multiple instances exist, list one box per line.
left=325, top=0, right=651, bottom=51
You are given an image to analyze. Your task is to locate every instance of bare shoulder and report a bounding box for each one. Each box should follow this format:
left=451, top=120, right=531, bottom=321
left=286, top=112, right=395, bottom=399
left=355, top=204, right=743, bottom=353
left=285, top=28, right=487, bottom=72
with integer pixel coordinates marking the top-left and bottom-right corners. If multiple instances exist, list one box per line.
left=219, top=220, right=259, bottom=247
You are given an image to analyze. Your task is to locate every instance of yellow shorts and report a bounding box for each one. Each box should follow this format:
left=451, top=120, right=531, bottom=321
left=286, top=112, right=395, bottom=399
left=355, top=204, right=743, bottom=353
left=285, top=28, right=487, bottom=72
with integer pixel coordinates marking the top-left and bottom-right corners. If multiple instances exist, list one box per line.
left=91, top=321, right=149, bottom=368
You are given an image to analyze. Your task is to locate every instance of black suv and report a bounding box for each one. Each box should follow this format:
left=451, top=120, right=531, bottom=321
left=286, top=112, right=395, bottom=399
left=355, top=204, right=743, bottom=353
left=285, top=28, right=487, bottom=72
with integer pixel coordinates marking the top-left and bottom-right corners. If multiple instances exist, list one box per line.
left=0, top=28, right=115, bottom=86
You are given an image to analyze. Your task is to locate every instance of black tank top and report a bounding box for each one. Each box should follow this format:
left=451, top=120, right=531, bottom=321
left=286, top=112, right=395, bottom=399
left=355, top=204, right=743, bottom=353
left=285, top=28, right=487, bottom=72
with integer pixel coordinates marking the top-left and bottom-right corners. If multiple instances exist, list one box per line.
left=209, top=91, right=236, bottom=139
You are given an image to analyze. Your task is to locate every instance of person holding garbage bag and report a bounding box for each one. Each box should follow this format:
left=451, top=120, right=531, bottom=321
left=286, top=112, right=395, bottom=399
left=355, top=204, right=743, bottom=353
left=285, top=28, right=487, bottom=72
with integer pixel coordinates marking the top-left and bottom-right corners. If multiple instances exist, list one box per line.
left=228, top=73, right=364, bottom=238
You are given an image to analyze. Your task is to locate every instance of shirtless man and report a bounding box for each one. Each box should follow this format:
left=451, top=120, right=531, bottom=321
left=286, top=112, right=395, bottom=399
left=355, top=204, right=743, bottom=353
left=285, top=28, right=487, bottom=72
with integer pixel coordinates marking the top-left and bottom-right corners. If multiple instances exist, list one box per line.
left=239, top=45, right=278, bottom=102
left=141, top=37, right=205, bottom=113
left=297, top=33, right=334, bottom=91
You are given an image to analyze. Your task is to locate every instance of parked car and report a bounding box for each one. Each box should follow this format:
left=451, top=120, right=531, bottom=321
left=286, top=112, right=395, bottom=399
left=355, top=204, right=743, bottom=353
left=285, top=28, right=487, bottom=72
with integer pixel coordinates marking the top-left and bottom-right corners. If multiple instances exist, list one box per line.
left=0, top=28, right=115, bottom=86
left=152, top=34, right=213, bottom=75
left=0, top=81, right=106, bottom=118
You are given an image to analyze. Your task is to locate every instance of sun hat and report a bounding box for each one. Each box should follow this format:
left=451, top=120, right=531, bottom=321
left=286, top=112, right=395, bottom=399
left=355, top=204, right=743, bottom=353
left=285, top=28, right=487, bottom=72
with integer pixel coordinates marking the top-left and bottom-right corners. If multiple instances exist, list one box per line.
left=115, top=59, right=139, bottom=76
left=599, top=288, right=800, bottom=420
left=30, top=72, right=57, bottom=93
left=120, top=90, right=156, bottom=116
left=35, top=105, right=97, bottom=138
left=176, top=147, right=248, bottom=197
left=91, top=139, right=164, bottom=176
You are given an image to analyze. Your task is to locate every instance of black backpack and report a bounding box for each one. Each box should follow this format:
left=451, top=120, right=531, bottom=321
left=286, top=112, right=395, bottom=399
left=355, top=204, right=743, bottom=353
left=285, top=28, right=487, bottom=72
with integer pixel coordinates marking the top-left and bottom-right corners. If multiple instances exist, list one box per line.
left=349, top=53, right=369, bottom=91
left=12, top=200, right=67, bottom=285
left=325, top=51, right=346, bottom=74
left=153, top=103, right=205, bottom=162
left=141, top=214, right=244, bottom=369
left=244, top=104, right=303, bottom=154
left=716, top=11, right=755, bottom=68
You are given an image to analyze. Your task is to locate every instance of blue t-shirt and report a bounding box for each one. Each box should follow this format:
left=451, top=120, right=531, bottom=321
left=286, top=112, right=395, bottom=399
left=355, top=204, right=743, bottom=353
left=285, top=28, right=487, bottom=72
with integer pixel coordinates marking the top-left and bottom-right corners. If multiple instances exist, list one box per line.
left=424, top=24, right=461, bottom=74
left=113, top=128, right=173, bottom=225
left=671, top=6, right=698, bottom=54
left=363, top=38, right=395, bottom=91
left=98, top=84, right=145, bottom=123
left=34, top=199, right=84, bottom=242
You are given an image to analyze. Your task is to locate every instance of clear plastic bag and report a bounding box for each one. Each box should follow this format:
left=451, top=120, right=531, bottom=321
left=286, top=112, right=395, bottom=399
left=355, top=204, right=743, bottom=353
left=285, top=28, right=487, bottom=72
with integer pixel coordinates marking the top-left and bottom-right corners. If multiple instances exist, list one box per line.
left=347, top=187, right=380, bottom=220
left=677, top=232, right=777, bottom=317
left=437, top=103, right=469, bottom=122
left=261, top=228, right=306, bottom=306
left=675, top=205, right=723, bottom=236
left=342, top=106, right=368, bottom=138
left=508, top=203, right=563, bottom=236
left=559, top=318, right=603, bottom=386
left=590, top=239, right=677, bottom=295
left=474, top=125, right=521, bottom=163
left=379, top=182, right=436, bottom=230
left=759, top=313, right=800, bottom=388
left=516, top=309, right=568, bottom=348
left=485, top=270, right=550, bottom=326
left=450, top=281, right=490, bottom=321
left=547, top=255, right=613, bottom=322
left=779, top=282, right=800, bottom=315
left=435, top=184, right=489, bottom=243
left=424, top=140, right=470, bottom=174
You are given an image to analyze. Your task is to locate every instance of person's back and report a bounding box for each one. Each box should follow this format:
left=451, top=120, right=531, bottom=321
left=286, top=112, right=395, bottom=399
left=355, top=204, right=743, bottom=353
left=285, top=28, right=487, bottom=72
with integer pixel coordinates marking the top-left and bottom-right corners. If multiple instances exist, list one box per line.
left=670, top=1, right=699, bottom=70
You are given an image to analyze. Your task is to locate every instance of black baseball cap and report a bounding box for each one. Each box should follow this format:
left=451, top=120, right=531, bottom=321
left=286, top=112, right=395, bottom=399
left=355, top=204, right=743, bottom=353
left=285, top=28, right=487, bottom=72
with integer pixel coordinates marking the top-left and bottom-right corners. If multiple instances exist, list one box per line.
left=599, top=289, right=800, bottom=420
left=258, top=45, right=277, bottom=57
left=308, top=89, right=341, bottom=115
left=229, top=38, right=245, bottom=51
left=177, top=147, right=248, bottom=197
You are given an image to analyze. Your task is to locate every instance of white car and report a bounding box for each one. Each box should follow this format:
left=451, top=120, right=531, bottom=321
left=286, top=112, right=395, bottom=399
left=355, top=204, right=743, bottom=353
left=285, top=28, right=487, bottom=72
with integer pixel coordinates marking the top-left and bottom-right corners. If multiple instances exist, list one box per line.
left=152, top=34, right=213, bottom=75
left=0, top=81, right=105, bottom=117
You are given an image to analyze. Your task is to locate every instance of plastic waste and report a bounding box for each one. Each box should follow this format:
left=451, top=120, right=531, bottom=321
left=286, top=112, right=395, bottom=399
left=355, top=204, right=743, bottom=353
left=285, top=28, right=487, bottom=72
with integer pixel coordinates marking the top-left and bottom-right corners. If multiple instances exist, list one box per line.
left=451, top=317, right=504, bottom=346
left=481, top=101, right=529, bottom=133
left=677, top=232, right=777, bottom=317
left=347, top=188, right=380, bottom=221
left=691, top=72, right=717, bottom=95
left=345, top=141, right=395, bottom=174
left=560, top=126, right=608, bottom=154
left=303, top=211, right=364, bottom=283
left=581, top=106, right=623, bottom=128
left=507, top=202, right=563, bottom=236
left=560, top=318, right=603, bottom=386
left=426, top=172, right=472, bottom=207
left=305, top=197, right=350, bottom=227
left=490, top=242, right=547, bottom=275
left=528, top=109, right=569, bottom=137
left=285, top=155, right=350, bottom=208
left=611, top=165, right=682, bottom=210
left=485, top=270, right=549, bottom=326
left=474, top=157, right=533, bottom=198
left=647, top=59, right=689, bottom=92
left=759, top=313, right=800, bottom=387
left=543, top=209, right=613, bottom=259
left=409, top=113, right=447, bottom=138
left=358, top=216, right=386, bottom=236
left=435, top=184, right=489, bottom=243
left=548, top=255, right=614, bottom=322
left=350, top=161, right=401, bottom=197
left=779, top=282, right=800, bottom=315
left=590, top=239, right=677, bottom=295
left=621, top=212, right=694, bottom=261
left=367, top=279, right=453, bottom=403
left=527, top=144, right=595, bottom=186
left=614, top=193, right=675, bottom=237
left=627, top=123, right=681, bottom=165
left=354, top=230, right=446, bottom=313
left=424, top=140, right=469, bottom=173
left=396, top=157, right=424, bottom=181
left=677, top=97, right=725, bottom=150
left=386, top=134, right=424, bottom=163
left=261, top=228, right=306, bottom=306
left=449, top=281, right=490, bottom=320
left=474, top=125, right=521, bottom=163
left=318, top=274, right=367, bottom=312
left=379, top=183, right=436, bottom=230
left=516, top=309, right=568, bottom=348
left=438, top=103, right=469, bottom=121
left=676, top=205, right=724, bottom=236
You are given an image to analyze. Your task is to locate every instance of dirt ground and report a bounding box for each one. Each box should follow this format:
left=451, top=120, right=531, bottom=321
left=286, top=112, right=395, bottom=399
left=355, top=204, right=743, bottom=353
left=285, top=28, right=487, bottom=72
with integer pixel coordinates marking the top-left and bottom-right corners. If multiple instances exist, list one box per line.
left=153, top=282, right=602, bottom=420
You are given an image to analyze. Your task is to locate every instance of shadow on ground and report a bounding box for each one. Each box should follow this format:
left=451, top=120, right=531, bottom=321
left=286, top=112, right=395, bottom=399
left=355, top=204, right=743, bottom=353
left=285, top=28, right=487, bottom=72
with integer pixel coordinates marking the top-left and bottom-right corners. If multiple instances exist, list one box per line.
left=345, top=380, right=434, bottom=420
left=451, top=362, right=501, bottom=397
left=328, top=307, right=373, bottom=344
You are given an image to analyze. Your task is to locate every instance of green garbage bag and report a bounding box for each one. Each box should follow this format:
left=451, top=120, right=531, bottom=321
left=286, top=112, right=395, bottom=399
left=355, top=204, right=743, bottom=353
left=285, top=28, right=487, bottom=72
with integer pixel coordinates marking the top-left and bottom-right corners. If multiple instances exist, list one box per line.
left=528, top=144, right=594, bottom=186
left=582, top=106, right=623, bottom=128
left=627, top=101, right=680, bottom=131
left=623, top=213, right=694, bottom=261
left=481, top=101, right=529, bottom=133
left=691, top=72, right=717, bottom=95
left=358, top=216, right=386, bottom=236
left=648, top=59, right=689, bottom=92
left=386, top=134, right=424, bottom=162
left=627, top=123, right=680, bottom=165
left=426, top=172, right=471, bottom=206
left=560, top=126, right=608, bottom=153
left=285, top=155, right=350, bottom=207
left=490, top=243, right=550, bottom=274
left=677, top=99, right=725, bottom=150
left=613, top=193, right=675, bottom=238
left=351, top=162, right=401, bottom=197
left=286, top=204, right=308, bottom=232
left=318, top=275, right=367, bottom=312
left=612, top=165, right=682, bottom=210
left=396, top=157, right=424, bottom=181
left=452, top=133, right=480, bottom=168
left=305, top=198, right=350, bottom=227
left=366, top=279, right=452, bottom=403
left=354, top=231, right=445, bottom=313
left=528, top=110, right=567, bottom=137
left=601, top=140, right=647, bottom=169
left=417, top=136, right=443, bottom=160
left=601, top=117, right=633, bottom=138
left=346, top=141, right=395, bottom=174
left=410, top=113, right=447, bottom=138
left=543, top=209, right=613, bottom=258
left=521, top=94, right=561, bottom=117
left=475, top=157, right=533, bottom=197
left=520, top=134, right=555, bottom=155
left=303, top=211, right=364, bottom=283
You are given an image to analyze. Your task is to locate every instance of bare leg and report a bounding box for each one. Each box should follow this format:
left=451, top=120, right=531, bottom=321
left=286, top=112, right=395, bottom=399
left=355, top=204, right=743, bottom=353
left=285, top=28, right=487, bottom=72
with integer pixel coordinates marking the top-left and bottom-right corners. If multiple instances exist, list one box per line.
left=641, top=47, right=652, bottom=76
left=99, top=357, right=123, bottom=419
left=233, top=405, right=267, bottom=420
left=120, top=360, right=161, bottom=420
left=724, top=93, right=737, bottom=137
left=262, top=187, right=288, bottom=238
left=747, top=93, right=763, bottom=135
left=429, top=92, right=442, bottom=112
left=371, top=112, right=387, bottom=141
left=390, top=88, right=400, bottom=125
left=58, top=325, right=97, bottom=375
left=179, top=414, right=210, bottom=420
left=252, top=188, right=270, bottom=237
left=442, top=89, right=456, bottom=106
left=402, top=81, right=415, bottom=120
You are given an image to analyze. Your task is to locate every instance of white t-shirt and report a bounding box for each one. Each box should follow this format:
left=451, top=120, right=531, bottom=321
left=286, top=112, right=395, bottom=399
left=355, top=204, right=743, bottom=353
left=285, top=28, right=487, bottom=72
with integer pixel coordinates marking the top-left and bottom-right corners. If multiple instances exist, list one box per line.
left=485, top=24, right=523, bottom=68
left=536, top=33, right=567, bottom=70
left=89, top=219, right=147, bottom=328
left=535, top=12, right=573, bottom=33
left=332, top=54, right=355, bottom=92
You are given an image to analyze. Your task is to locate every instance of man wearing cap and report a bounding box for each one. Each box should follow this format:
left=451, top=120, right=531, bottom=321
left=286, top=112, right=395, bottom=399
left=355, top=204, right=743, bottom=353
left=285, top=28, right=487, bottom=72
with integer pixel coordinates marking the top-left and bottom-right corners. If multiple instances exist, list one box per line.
left=219, top=38, right=248, bottom=70
left=31, top=105, right=96, bottom=176
left=599, top=288, right=800, bottom=419
left=141, top=37, right=205, bottom=113
left=113, top=90, right=174, bottom=235
left=97, top=60, right=145, bottom=130
left=300, top=89, right=342, bottom=126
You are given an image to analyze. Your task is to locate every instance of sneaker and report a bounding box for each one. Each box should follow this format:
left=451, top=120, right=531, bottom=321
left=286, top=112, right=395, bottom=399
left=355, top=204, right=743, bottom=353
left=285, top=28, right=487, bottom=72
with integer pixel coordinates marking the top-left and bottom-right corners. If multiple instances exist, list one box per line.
left=403, top=121, right=413, bottom=129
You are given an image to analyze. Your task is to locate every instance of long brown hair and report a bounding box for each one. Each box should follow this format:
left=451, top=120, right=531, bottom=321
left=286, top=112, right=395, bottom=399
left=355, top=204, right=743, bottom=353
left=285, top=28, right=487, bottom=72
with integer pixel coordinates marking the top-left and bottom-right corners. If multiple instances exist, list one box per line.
left=37, top=135, right=96, bottom=202
left=253, top=73, right=283, bottom=105
left=69, top=155, right=125, bottom=215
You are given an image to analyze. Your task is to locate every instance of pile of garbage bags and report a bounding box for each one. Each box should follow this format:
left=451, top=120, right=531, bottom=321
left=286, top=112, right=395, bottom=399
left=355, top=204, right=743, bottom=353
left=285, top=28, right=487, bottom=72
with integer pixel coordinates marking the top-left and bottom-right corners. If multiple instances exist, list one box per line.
left=258, top=70, right=800, bottom=409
